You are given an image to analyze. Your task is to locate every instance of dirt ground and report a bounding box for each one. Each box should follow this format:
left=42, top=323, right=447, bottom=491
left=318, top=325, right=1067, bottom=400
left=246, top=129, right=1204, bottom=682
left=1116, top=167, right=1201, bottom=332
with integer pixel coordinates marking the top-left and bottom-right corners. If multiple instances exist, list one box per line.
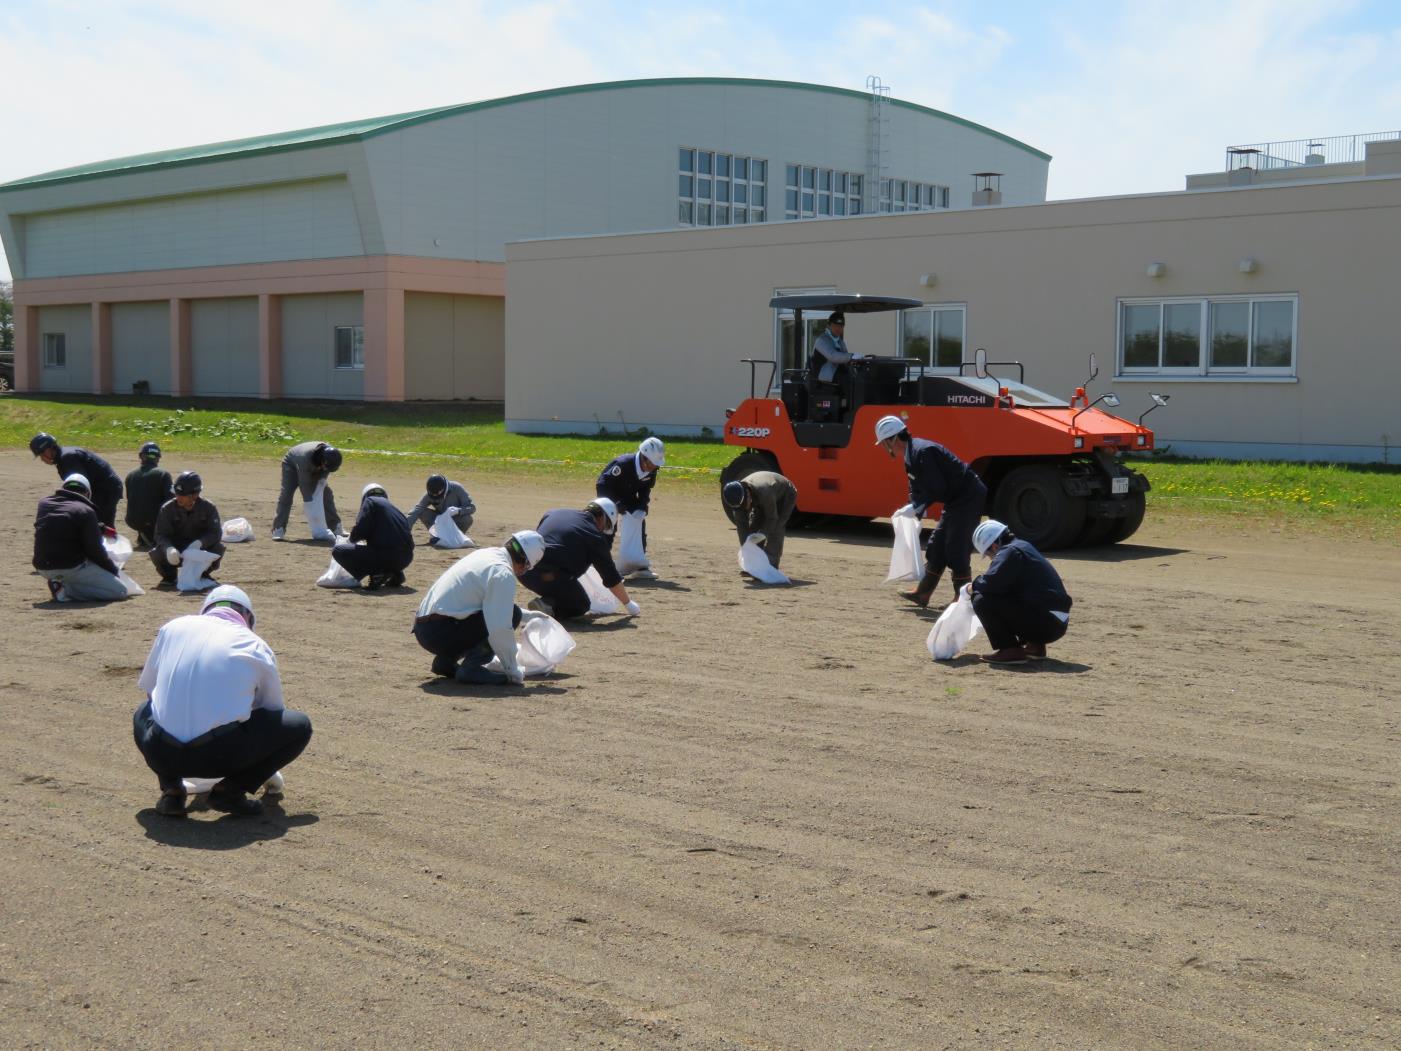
left=2, top=448, right=1399, bottom=1051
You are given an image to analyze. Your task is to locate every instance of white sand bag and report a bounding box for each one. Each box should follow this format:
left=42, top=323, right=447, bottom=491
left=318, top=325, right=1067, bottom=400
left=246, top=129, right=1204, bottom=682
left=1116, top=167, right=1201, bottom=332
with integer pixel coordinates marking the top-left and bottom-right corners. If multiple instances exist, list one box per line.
left=304, top=479, right=334, bottom=541
left=103, top=534, right=145, bottom=596
left=616, top=510, right=650, bottom=574
left=580, top=566, right=622, bottom=614
left=184, top=771, right=282, bottom=796
left=429, top=513, right=474, bottom=549
left=176, top=545, right=220, bottom=592
left=926, top=590, right=983, bottom=661
left=316, top=552, right=359, bottom=588
left=737, top=536, right=790, bottom=585
left=485, top=616, right=577, bottom=678
left=885, top=509, right=925, bottom=583
left=221, top=517, right=254, bottom=543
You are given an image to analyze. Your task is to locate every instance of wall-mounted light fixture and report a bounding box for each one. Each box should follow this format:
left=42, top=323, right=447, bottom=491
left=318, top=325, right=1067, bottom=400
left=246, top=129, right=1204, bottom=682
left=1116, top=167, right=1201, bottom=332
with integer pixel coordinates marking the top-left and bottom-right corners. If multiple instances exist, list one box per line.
left=1238, top=257, right=1258, bottom=274
left=1145, top=262, right=1166, bottom=278
left=919, top=273, right=937, bottom=287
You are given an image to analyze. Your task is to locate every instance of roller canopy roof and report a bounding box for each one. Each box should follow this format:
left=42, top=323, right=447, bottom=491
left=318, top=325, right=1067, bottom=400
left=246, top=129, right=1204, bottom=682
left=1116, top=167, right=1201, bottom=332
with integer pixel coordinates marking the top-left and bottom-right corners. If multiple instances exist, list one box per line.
left=768, top=294, right=923, bottom=313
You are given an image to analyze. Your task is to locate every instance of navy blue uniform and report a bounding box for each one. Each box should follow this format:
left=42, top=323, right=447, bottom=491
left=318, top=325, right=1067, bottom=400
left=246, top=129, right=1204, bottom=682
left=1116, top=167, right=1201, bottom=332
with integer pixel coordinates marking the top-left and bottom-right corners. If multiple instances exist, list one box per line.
left=972, top=538, right=1072, bottom=651
left=55, top=447, right=123, bottom=527
left=33, top=489, right=119, bottom=574
left=595, top=453, right=656, bottom=514
left=520, top=508, right=622, bottom=620
left=332, top=495, right=414, bottom=582
left=905, top=437, right=987, bottom=582
left=124, top=464, right=173, bottom=545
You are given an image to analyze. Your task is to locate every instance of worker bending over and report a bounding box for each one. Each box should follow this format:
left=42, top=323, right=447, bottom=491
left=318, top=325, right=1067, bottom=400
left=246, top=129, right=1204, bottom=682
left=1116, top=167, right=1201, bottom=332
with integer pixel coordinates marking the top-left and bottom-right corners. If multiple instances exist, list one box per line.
left=722, top=471, right=798, bottom=569
left=271, top=441, right=343, bottom=540
left=332, top=483, right=414, bottom=589
left=30, top=432, right=123, bottom=529
left=521, top=498, right=639, bottom=620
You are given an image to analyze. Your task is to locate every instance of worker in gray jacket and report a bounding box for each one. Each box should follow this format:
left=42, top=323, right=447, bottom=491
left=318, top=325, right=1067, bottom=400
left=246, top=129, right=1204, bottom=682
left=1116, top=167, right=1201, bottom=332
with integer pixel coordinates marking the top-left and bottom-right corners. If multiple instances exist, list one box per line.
left=406, top=474, right=476, bottom=542
left=271, top=441, right=342, bottom=540
left=722, top=471, right=798, bottom=569
left=151, top=471, right=225, bottom=584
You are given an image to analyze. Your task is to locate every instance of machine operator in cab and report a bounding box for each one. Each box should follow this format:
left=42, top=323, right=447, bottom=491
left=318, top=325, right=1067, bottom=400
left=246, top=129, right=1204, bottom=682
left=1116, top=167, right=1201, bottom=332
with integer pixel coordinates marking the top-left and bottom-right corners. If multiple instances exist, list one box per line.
left=809, top=312, right=864, bottom=384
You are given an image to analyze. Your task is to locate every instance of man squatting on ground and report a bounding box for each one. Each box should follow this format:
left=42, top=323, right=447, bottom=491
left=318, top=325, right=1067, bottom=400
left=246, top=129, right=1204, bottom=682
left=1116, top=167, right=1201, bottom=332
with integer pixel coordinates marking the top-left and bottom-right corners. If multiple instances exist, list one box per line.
left=413, top=530, right=553, bottom=686
left=522, top=498, right=640, bottom=620
left=723, top=471, right=798, bottom=569
left=874, top=415, right=988, bottom=609
left=151, top=471, right=225, bottom=585
left=406, top=474, right=476, bottom=542
left=33, top=474, right=129, bottom=603
left=969, top=519, right=1073, bottom=665
left=271, top=441, right=343, bottom=540
left=30, top=432, right=124, bottom=530
left=595, top=436, right=665, bottom=567
left=133, top=585, right=313, bottom=817
left=124, top=441, right=173, bottom=549
left=332, top=483, right=414, bottom=589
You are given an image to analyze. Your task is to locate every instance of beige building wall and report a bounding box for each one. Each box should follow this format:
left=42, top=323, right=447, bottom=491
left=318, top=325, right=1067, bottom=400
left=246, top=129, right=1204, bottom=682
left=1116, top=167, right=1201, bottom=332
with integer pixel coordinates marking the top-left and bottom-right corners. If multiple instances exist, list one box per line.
left=191, top=297, right=259, bottom=397
left=404, top=293, right=505, bottom=400
left=35, top=304, right=93, bottom=393
left=506, top=176, right=1401, bottom=462
left=281, top=292, right=365, bottom=399
left=111, top=301, right=171, bottom=394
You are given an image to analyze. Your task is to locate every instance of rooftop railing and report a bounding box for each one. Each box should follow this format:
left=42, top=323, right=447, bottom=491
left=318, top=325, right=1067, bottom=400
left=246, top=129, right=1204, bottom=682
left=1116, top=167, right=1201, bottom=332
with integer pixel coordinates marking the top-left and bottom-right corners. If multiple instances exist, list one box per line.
left=1225, top=131, right=1401, bottom=171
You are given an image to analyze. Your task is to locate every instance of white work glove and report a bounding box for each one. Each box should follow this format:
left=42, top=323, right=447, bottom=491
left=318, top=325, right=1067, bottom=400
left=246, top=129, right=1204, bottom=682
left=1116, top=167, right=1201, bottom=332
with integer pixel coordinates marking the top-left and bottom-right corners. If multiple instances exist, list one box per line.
left=166, top=547, right=182, bottom=565
left=750, top=532, right=768, bottom=548
left=505, top=668, right=525, bottom=686
left=961, top=582, right=973, bottom=599
left=624, top=600, right=641, bottom=616
left=893, top=503, right=915, bottom=519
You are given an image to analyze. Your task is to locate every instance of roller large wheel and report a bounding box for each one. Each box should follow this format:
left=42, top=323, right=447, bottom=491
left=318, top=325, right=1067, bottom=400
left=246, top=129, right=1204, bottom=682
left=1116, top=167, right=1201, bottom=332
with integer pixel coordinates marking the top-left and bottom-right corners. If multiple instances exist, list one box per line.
left=720, top=451, right=780, bottom=526
left=1103, top=491, right=1146, bottom=544
left=993, top=465, right=1086, bottom=550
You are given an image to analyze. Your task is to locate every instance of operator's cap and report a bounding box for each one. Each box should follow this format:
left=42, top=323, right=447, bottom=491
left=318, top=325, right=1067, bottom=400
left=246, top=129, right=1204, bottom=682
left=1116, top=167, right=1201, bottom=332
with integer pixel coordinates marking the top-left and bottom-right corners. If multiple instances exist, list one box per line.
left=586, top=496, right=618, bottom=532
left=638, top=436, right=665, bottom=467
left=202, top=584, right=255, bottom=628
left=873, top=415, right=906, bottom=444
left=61, top=473, right=90, bottom=495
left=722, top=480, right=747, bottom=509
left=506, top=529, right=546, bottom=570
left=973, top=519, right=1010, bottom=556
left=361, top=482, right=387, bottom=501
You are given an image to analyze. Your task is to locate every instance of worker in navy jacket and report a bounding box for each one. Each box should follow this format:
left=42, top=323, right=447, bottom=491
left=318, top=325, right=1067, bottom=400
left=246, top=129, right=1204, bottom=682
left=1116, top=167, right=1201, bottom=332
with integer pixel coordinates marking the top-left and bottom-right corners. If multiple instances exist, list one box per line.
left=520, top=499, right=640, bottom=621
left=30, top=432, right=123, bottom=528
left=33, top=474, right=129, bottom=603
left=874, top=415, right=987, bottom=608
left=331, top=483, right=414, bottom=589
left=596, top=436, right=665, bottom=563
left=969, top=519, right=1072, bottom=665
left=124, top=441, right=173, bottom=548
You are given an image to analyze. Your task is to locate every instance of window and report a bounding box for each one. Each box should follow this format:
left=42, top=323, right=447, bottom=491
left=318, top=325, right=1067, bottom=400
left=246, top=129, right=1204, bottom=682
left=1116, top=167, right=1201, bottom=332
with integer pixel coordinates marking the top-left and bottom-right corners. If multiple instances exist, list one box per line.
left=334, top=325, right=364, bottom=370
left=1118, top=296, right=1297, bottom=375
left=898, top=306, right=966, bottom=369
left=43, top=333, right=66, bottom=369
left=678, top=148, right=766, bottom=226
left=785, top=165, right=863, bottom=220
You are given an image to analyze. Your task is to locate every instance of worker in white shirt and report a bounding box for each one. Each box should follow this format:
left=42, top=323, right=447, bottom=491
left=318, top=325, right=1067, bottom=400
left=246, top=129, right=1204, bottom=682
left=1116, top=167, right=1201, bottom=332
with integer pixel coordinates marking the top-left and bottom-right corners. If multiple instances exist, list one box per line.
left=132, top=585, right=312, bottom=818
left=412, top=530, right=549, bottom=686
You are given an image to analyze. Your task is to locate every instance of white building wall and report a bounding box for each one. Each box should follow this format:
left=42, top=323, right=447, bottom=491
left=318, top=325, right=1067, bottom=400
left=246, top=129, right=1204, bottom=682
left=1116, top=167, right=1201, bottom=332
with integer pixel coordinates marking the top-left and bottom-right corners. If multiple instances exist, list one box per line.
left=111, top=301, right=171, bottom=394
left=281, top=292, right=364, bottom=399
left=35, top=305, right=92, bottom=393
left=191, top=297, right=260, bottom=397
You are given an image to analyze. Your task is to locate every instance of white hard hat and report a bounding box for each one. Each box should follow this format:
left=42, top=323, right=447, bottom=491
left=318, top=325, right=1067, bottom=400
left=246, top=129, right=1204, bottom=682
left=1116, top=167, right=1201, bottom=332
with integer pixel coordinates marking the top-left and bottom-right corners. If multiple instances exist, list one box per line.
left=973, top=519, right=1009, bottom=556
left=638, top=436, right=666, bottom=466
left=587, top=496, right=619, bottom=531
left=873, top=415, right=906, bottom=443
left=61, top=473, right=91, bottom=495
left=507, top=529, right=546, bottom=569
left=361, top=482, right=387, bottom=500
left=202, top=584, right=255, bottom=627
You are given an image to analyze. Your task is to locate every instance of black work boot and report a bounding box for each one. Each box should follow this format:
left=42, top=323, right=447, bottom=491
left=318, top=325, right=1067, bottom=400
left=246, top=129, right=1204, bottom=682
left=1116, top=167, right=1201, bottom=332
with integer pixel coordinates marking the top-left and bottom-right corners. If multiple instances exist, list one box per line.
left=455, top=641, right=507, bottom=686
left=431, top=653, right=460, bottom=678
left=901, top=569, right=942, bottom=608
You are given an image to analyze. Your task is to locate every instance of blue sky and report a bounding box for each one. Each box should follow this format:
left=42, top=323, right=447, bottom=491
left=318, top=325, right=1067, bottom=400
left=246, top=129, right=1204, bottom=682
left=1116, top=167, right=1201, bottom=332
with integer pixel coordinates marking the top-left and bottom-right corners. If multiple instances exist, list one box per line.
left=3, top=0, right=1399, bottom=282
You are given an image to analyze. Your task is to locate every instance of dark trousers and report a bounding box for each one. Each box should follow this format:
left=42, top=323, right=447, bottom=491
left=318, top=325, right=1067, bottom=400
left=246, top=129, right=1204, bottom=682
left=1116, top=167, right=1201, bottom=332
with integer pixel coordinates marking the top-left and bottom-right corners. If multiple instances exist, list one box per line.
left=272, top=461, right=340, bottom=534
left=519, top=568, right=590, bottom=620
left=413, top=605, right=522, bottom=661
left=332, top=542, right=412, bottom=581
left=971, top=593, right=1069, bottom=651
left=925, top=483, right=988, bottom=580
left=132, top=699, right=312, bottom=795
left=95, top=496, right=120, bottom=530
left=150, top=541, right=226, bottom=583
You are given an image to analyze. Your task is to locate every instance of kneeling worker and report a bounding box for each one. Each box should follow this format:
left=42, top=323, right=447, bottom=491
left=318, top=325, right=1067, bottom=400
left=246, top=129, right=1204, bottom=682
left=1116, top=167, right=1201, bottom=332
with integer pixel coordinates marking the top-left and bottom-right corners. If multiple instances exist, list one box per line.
left=722, top=471, right=798, bottom=569
left=332, top=483, right=414, bottom=589
left=522, top=498, right=640, bottom=620
left=33, top=474, right=129, bottom=603
left=406, top=474, right=476, bottom=542
left=133, top=586, right=312, bottom=817
left=969, top=519, right=1073, bottom=665
left=151, top=471, right=225, bottom=585
left=413, top=530, right=551, bottom=686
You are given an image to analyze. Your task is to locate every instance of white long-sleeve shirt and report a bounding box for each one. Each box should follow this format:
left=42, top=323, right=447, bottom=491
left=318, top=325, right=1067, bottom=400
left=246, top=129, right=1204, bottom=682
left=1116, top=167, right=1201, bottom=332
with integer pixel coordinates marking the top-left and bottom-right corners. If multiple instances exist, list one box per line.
left=138, top=609, right=285, bottom=743
left=417, top=547, right=522, bottom=680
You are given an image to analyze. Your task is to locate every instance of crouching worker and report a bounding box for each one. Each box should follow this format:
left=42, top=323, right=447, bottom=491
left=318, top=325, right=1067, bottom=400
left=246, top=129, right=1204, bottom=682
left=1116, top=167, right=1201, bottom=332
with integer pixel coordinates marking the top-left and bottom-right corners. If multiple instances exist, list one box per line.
left=151, top=471, right=225, bottom=585
left=133, top=586, right=312, bottom=817
left=413, top=530, right=551, bottom=686
left=124, top=441, right=172, bottom=549
left=522, top=498, right=640, bottom=620
left=33, top=474, right=129, bottom=603
left=407, top=474, right=476, bottom=543
left=723, top=471, right=798, bottom=569
left=969, top=519, right=1072, bottom=665
left=332, top=483, right=414, bottom=589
